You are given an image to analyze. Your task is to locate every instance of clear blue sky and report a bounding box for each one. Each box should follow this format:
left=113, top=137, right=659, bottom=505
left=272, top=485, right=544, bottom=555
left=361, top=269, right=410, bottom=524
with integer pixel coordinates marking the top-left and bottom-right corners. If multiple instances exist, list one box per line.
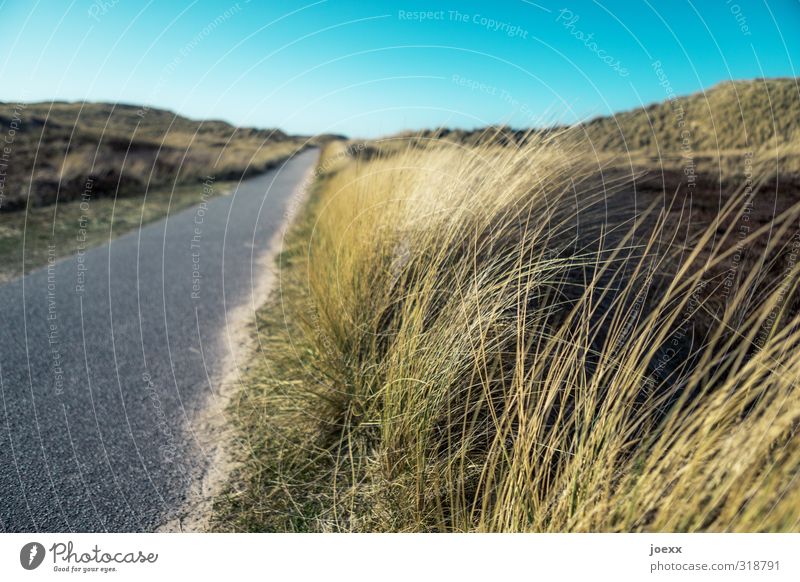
left=1, top=0, right=798, bottom=137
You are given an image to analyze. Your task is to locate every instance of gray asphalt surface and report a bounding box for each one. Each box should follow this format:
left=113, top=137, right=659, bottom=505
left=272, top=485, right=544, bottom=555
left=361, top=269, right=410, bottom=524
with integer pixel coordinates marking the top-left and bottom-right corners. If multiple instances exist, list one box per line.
left=0, top=148, right=318, bottom=532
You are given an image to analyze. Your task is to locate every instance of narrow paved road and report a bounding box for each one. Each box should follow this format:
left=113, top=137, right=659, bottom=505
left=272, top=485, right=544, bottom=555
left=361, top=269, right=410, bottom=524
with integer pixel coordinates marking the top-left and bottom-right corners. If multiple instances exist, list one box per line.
left=0, top=148, right=318, bottom=532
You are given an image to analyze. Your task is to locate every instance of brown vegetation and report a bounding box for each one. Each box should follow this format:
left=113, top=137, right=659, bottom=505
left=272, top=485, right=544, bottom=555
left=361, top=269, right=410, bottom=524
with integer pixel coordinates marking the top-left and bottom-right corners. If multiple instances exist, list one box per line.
left=0, top=101, right=307, bottom=212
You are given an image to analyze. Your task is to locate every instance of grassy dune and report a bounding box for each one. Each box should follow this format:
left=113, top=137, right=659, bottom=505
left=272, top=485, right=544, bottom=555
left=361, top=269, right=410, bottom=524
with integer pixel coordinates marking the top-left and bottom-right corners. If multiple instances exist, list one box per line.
left=0, top=101, right=306, bottom=212
left=359, top=78, right=800, bottom=186
left=581, top=77, right=800, bottom=152
left=215, top=135, right=800, bottom=532
left=0, top=101, right=312, bottom=281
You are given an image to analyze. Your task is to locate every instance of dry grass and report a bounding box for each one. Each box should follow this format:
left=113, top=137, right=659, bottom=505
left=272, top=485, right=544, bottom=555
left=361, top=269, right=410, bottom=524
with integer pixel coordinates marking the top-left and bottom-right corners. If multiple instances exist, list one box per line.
left=214, top=136, right=800, bottom=532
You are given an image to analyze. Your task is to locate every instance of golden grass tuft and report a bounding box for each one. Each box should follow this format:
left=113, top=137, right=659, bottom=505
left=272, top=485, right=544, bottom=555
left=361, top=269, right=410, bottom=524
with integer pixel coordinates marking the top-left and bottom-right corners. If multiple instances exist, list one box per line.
left=215, top=136, right=800, bottom=532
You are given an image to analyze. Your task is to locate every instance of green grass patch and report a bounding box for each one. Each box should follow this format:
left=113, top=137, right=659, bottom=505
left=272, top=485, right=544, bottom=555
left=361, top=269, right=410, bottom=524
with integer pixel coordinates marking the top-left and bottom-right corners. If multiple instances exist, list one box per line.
left=0, top=180, right=235, bottom=282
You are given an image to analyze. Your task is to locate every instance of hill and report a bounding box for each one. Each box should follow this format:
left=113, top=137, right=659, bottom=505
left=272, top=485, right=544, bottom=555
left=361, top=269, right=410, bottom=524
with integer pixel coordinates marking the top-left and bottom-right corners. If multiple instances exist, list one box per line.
left=581, top=77, right=800, bottom=152
left=364, top=78, right=799, bottom=160
left=0, top=101, right=307, bottom=212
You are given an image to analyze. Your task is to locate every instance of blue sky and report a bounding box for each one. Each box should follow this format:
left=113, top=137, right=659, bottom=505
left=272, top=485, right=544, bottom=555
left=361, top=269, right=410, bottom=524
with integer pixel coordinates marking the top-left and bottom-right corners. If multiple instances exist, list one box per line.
left=1, top=0, right=798, bottom=137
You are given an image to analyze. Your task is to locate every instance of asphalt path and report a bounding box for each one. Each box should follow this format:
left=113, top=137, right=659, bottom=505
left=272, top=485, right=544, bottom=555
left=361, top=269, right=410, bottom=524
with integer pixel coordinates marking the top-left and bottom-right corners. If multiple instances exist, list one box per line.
left=0, top=148, right=318, bottom=532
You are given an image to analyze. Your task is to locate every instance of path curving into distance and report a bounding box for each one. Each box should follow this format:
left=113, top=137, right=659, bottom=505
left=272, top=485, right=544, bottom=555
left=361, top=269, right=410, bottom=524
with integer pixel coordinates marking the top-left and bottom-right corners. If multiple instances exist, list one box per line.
left=0, top=148, right=318, bottom=532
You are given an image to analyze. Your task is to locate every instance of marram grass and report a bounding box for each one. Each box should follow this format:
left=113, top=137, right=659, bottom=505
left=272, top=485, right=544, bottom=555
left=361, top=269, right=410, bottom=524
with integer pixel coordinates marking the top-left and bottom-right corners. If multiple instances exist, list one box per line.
left=215, top=137, right=800, bottom=532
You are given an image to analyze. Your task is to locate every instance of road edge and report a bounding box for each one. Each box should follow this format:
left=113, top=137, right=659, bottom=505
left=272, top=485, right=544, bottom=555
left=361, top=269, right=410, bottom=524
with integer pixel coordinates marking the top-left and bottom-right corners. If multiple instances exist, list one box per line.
left=157, top=150, right=319, bottom=532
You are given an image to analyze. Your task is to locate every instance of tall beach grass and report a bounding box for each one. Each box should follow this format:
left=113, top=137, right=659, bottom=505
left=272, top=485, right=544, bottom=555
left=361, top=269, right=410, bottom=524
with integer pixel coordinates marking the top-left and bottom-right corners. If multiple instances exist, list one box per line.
left=216, top=136, right=800, bottom=532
